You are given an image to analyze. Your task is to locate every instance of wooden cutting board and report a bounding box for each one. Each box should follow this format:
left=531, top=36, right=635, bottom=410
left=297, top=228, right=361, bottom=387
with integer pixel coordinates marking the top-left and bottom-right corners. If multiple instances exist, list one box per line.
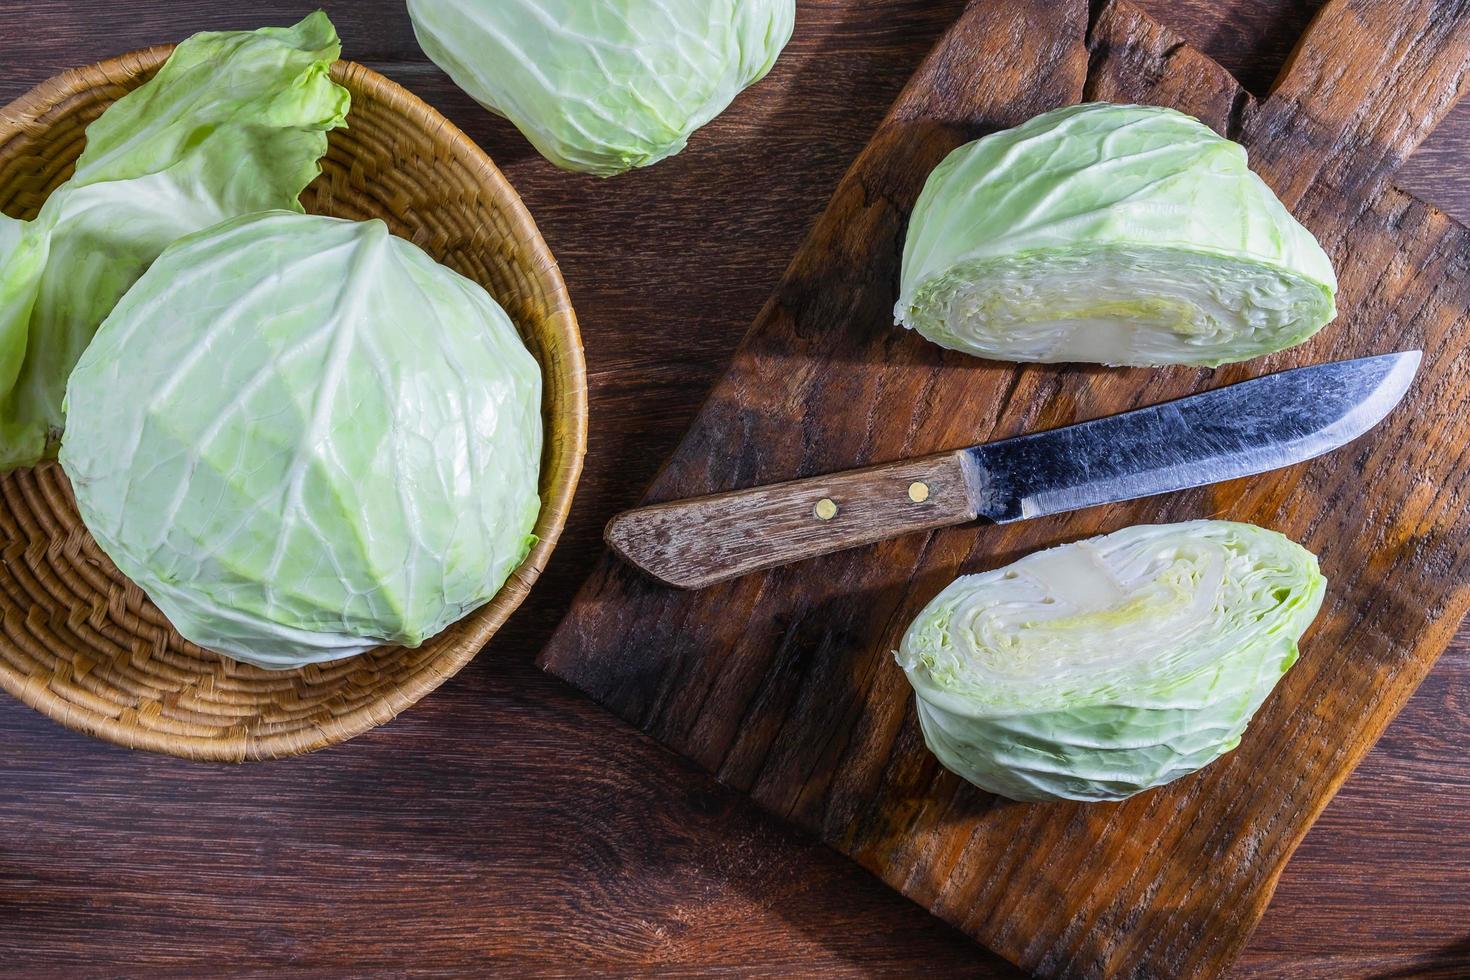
left=539, top=1, right=1470, bottom=976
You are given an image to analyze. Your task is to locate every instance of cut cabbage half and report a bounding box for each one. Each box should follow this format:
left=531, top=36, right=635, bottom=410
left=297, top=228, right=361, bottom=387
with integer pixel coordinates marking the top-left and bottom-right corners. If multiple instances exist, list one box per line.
left=896, top=521, right=1326, bottom=802
left=895, top=103, right=1338, bottom=367
left=60, top=212, right=543, bottom=670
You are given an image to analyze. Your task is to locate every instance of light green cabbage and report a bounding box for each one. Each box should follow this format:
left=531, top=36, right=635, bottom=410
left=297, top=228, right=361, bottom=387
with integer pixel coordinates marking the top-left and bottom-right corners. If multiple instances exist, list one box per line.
left=406, top=0, right=795, bottom=176
left=0, top=13, right=349, bottom=471
left=896, top=103, right=1338, bottom=367
left=896, top=521, right=1325, bottom=802
left=60, top=212, right=543, bottom=670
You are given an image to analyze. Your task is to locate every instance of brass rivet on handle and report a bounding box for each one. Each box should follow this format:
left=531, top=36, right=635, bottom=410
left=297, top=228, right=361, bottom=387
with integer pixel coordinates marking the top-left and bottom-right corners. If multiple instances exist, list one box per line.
left=908, top=481, right=930, bottom=503
left=814, top=498, right=838, bottom=520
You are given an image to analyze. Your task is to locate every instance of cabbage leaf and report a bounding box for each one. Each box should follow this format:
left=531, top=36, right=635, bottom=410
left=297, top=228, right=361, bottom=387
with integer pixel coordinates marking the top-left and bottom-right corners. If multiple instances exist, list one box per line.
left=0, top=13, right=349, bottom=471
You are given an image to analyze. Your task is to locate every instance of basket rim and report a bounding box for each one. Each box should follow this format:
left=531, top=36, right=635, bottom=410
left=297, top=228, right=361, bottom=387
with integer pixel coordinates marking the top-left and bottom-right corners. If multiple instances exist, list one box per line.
left=0, top=46, right=588, bottom=762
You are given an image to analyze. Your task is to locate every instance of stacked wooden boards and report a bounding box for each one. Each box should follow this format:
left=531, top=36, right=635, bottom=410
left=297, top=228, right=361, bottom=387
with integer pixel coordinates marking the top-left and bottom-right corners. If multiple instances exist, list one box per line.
left=540, top=1, right=1470, bottom=976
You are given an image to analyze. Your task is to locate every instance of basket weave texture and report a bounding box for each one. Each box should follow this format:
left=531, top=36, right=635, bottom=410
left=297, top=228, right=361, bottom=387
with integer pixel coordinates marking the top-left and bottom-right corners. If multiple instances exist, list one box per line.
left=0, top=49, right=587, bottom=761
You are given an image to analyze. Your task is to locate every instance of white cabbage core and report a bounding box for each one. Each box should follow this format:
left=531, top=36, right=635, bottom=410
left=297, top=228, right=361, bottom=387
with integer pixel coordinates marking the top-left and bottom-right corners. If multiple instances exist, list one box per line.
left=900, top=246, right=1334, bottom=368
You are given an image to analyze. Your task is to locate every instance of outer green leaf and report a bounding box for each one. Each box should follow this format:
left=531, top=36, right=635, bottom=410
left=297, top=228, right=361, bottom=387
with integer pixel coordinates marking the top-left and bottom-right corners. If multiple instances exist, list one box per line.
left=406, top=0, right=795, bottom=176
left=0, top=12, right=349, bottom=471
left=896, top=521, right=1326, bottom=802
left=0, top=214, right=43, bottom=412
left=60, top=212, right=544, bottom=670
left=896, top=103, right=1338, bottom=367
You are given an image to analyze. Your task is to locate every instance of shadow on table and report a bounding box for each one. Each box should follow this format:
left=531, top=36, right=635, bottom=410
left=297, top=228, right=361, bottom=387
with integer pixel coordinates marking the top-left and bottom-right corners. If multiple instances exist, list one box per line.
left=1367, top=934, right=1470, bottom=979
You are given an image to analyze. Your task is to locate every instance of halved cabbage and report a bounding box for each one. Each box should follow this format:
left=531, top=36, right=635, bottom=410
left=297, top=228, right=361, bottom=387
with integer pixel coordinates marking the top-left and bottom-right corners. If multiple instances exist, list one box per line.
left=60, top=213, right=543, bottom=670
left=896, top=521, right=1325, bottom=802
left=895, top=103, right=1337, bottom=367
left=0, top=13, right=349, bottom=471
left=406, top=0, right=796, bottom=176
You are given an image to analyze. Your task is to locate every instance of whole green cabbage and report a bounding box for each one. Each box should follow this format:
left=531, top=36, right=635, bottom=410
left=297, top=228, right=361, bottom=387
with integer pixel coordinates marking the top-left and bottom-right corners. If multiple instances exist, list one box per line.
left=60, top=212, right=543, bottom=670
left=406, top=0, right=796, bottom=176
left=896, top=103, right=1337, bottom=367
left=0, top=13, right=350, bottom=472
left=897, top=521, right=1325, bottom=802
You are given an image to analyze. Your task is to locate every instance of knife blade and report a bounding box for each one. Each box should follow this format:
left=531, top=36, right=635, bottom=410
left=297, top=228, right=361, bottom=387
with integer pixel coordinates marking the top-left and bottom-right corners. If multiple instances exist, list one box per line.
left=969, top=349, right=1421, bottom=522
left=606, top=351, right=1421, bottom=589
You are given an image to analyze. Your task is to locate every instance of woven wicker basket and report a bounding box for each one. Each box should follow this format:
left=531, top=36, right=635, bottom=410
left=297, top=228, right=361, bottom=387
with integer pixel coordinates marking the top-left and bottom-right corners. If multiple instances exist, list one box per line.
left=0, top=49, right=587, bottom=761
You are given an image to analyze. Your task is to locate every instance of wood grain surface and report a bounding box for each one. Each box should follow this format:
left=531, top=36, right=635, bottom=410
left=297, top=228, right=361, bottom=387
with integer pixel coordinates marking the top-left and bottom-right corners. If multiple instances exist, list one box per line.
left=540, top=0, right=1470, bottom=976
left=1, top=1, right=1466, bottom=977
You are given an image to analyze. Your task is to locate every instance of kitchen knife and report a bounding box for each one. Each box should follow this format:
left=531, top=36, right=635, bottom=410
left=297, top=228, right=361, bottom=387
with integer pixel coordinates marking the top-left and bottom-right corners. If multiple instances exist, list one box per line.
left=606, top=351, right=1421, bottom=589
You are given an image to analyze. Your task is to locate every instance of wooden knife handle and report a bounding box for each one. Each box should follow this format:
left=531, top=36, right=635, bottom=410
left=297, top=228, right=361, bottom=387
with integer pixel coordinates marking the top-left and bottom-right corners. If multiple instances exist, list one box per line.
left=604, top=450, right=978, bottom=589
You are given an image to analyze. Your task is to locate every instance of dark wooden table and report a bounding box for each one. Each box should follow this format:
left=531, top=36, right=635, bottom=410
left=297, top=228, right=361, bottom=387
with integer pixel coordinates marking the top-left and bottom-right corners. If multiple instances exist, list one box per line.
left=2, top=2, right=1466, bottom=976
